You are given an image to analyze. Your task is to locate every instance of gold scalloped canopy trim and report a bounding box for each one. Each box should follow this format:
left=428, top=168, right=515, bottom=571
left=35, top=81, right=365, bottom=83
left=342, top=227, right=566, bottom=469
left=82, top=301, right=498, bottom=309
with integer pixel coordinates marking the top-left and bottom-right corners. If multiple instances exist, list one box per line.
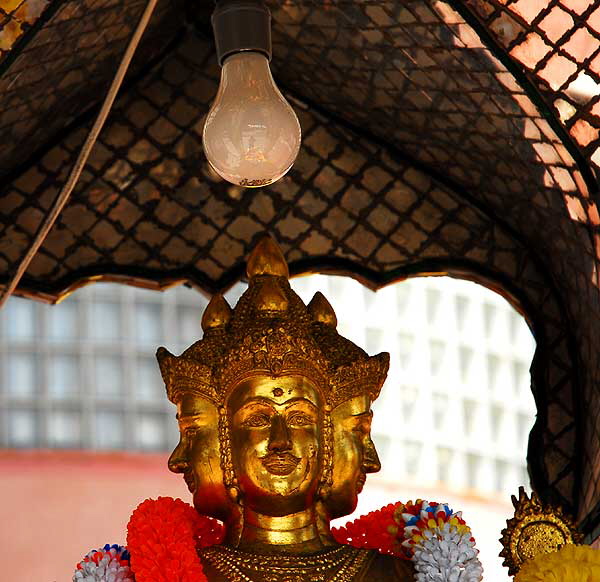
left=499, top=487, right=583, bottom=576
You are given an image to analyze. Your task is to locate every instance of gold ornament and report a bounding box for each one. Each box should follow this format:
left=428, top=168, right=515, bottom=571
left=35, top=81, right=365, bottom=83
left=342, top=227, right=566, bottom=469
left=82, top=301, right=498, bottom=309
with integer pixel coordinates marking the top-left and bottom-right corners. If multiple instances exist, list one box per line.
left=499, top=486, right=583, bottom=576
left=200, top=544, right=372, bottom=582
left=159, top=235, right=413, bottom=580
left=157, top=235, right=389, bottom=411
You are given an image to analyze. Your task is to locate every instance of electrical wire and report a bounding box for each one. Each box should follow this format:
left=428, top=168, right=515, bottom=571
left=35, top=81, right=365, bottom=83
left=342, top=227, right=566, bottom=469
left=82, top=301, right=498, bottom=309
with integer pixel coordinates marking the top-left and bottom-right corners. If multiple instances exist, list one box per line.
left=0, top=0, right=159, bottom=308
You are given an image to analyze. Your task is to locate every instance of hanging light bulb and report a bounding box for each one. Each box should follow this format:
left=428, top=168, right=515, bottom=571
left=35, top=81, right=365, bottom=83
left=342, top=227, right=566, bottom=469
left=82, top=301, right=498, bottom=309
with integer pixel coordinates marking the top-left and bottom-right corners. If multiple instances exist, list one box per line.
left=203, top=0, right=301, bottom=188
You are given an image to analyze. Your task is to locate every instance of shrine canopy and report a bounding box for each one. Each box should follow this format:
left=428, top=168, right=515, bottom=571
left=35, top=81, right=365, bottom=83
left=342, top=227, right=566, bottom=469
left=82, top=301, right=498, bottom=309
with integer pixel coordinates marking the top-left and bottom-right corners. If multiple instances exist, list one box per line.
left=1, top=0, right=600, bottom=543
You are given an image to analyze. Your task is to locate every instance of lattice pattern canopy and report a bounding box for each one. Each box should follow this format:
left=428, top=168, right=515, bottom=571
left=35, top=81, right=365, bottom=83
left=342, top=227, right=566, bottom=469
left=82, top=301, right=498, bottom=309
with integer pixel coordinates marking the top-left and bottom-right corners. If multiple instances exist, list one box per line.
left=1, top=0, right=600, bottom=542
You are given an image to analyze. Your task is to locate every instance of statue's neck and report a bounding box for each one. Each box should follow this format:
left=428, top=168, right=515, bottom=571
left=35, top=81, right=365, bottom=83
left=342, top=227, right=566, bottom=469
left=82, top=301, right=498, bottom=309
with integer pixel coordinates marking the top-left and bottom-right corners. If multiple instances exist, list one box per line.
left=225, top=504, right=337, bottom=554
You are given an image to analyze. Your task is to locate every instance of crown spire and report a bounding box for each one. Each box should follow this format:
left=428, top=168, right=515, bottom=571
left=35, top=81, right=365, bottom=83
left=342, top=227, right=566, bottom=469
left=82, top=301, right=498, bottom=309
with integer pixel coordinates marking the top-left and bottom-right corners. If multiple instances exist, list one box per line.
left=308, top=292, right=337, bottom=327
left=246, top=235, right=289, bottom=279
left=158, top=235, right=389, bottom=409
left=201, top=293, right=232, bottom=331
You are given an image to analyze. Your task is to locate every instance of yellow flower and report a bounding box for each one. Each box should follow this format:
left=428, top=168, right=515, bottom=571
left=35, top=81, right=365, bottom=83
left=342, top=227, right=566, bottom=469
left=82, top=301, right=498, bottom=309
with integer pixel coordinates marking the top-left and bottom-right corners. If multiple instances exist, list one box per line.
left=516, top=545, right=600, bottom=582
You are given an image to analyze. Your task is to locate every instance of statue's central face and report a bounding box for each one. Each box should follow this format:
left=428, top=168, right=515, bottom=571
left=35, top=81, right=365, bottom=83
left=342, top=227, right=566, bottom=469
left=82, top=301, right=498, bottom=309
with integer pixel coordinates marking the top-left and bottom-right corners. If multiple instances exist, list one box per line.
left=228, top=374, right=322, bottom=516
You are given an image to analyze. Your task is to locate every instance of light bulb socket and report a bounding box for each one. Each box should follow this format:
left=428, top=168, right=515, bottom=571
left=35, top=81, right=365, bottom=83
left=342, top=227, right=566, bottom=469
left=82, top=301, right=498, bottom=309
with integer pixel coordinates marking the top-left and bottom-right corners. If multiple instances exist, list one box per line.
left=212, top=0, right=272, bottom=65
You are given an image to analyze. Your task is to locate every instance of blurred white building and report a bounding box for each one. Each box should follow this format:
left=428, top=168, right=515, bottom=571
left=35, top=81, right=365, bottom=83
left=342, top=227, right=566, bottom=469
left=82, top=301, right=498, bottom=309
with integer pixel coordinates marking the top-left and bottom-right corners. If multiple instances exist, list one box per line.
left=0, top=274, right=536, bottom=581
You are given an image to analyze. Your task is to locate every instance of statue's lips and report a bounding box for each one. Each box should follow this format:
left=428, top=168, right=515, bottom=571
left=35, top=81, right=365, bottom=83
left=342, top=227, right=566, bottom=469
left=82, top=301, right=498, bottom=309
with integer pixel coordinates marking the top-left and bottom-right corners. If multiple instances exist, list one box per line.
left=183, top=470, right=195, bottom=492
left=356, top=472, right=367, bottom=493
left=260, top=452, right=301, bottom=476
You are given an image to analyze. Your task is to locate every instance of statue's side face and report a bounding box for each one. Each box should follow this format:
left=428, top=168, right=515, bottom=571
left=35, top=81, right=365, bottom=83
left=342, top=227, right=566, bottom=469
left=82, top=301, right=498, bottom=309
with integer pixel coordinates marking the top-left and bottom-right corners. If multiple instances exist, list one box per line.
left=228, top=374, right=322, bottom=517
left=168, top=394, right=231, bottom=521
left=329, top=394, right=381, bottom=519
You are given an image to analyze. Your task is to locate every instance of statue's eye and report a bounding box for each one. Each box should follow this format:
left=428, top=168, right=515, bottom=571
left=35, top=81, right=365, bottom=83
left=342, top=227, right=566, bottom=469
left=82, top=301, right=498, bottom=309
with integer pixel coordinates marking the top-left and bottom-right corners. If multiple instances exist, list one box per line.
left=243, top=414, right=270, bottom=428
left=287, top=412, right=315, bottom=427
left=352, top=421, right=370, bottom=435
left=184, top=427, right=200, bottom=437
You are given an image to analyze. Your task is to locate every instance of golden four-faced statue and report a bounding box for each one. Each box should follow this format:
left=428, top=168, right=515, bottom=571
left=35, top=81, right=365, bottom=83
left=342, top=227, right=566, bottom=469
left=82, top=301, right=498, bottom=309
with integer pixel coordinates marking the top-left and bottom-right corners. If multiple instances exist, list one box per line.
left=157, top=237, right=415, bottom=581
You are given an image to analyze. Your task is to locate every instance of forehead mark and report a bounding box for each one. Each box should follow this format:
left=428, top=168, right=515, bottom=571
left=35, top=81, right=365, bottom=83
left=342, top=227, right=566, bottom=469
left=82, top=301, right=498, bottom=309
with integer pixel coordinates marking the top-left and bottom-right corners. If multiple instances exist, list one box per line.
left=273, top=387, right=284, bottom=397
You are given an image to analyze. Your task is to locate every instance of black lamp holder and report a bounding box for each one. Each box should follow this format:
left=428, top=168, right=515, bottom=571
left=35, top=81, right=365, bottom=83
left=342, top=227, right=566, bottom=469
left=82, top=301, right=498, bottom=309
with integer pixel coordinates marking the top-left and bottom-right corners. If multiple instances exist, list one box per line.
left=212, top=0, right=272, bottom=65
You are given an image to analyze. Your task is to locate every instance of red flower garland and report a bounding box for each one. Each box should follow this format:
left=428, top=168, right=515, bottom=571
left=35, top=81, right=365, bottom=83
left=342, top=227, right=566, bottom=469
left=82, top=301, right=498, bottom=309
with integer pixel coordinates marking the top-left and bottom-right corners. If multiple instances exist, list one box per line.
left=124, top=497, right=451, bottom=580
left=332, top=501, right=416, bottom=559
left=126, top=497, right=224, bottom=582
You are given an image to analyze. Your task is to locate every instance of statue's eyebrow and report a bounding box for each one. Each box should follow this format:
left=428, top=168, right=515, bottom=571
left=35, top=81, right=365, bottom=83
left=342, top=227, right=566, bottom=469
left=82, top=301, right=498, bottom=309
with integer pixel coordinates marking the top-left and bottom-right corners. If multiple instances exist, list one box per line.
left=176, top=412, right=211, bottom=425
left=238, top=396, right=318, bottom=410
left=282, top=397, right=317, bottom=410
left=350, top=411, right=373, bottom=420
left=238, top=397, right=278, bottom=409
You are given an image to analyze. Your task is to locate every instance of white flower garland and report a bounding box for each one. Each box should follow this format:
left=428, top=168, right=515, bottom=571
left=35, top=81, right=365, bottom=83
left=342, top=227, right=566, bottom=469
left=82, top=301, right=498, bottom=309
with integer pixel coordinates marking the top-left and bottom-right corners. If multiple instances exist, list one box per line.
left=400, top=502, right=484, bottom=582
left=73, top=545, right=133, bottom=582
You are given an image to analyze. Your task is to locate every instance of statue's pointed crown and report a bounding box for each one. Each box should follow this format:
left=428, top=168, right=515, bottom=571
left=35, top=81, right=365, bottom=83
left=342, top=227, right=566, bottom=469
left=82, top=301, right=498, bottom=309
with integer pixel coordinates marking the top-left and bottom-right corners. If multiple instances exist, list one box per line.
left=157, top=236, right=389, bottom=408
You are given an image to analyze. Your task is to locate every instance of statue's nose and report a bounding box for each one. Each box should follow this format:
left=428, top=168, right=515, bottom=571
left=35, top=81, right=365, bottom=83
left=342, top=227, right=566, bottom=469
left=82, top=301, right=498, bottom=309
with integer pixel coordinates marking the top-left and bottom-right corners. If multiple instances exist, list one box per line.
left=362, top=438, right=381, bottom=474
left=268, top=414, right=292, bottom=452
left=168, top=441, right=189, bottom=473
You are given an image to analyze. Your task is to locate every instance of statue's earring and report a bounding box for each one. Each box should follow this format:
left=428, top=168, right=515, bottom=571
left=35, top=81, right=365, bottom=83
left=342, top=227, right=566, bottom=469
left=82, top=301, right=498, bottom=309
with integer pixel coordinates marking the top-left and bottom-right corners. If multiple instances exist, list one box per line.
left=317, top=407, right=334, bottom=502
left=227, top=482, right=241, bottom=503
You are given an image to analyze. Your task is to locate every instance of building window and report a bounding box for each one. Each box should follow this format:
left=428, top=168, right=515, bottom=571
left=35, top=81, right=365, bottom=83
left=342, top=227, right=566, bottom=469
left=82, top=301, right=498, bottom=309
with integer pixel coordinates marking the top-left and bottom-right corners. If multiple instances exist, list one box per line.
left=48, top=355, right=79, bottom=399
left=429, top=339, right=445, bottom=375
left=490, top=404, right=504, bottom=441
left=363, top=288, right=377, bottom=311
left=90, top=302, right=121, bottom=341
left=8, top=409, right=37, bottom=447
left=47, top=300, right=78, bottom=342
left=466, top=453, right=481, bottom=489
left=433, top=393, right=449, bottom=429
left=373, top=434, right=391, bottom=466
left=178, top=305, right=204, bottom=348
left=7, top=353, right=37, bottom=398
left=95, top=411, right=125, bottom=449
left=366, top=327, right=384, bottom=354
left=136, top=357, right=163, bottom=402
left=512, top=360, right=527, bottom=394
left=396, top=284, right=410, bottom=315
left=517, top=412, right=531, bottom=445
left=48, top=410, right=81, bottom=448
left=137, top=413, right=166, bottom=450
left=437, top=446, right=453, bottom=483
left=463, top=399, right=477, bottom=435
left=486, top=353, right=500, bottom=389
left=425, top=287, right=441, bottom=323
left=400, top=385, right=418, bottom=422
left=135, top=303, right=162, bottom=347
left=94, top=356, right=123, bottom=399
left=483, top=302, right=497, bottom=337
left=404, top=440, right=422, bottom=477
left=508, top=310, right=521, bottom=343
left=458, top=345, right=473, bottom=382
left=454, top=294, right=469, bottom=330
left=5, top=298, right=36, bottom=340
left=495, top=459, right=509, bottom=493
left=520, top=465, right=530, bottom=488
left=398, top=333, right=413, bottom=368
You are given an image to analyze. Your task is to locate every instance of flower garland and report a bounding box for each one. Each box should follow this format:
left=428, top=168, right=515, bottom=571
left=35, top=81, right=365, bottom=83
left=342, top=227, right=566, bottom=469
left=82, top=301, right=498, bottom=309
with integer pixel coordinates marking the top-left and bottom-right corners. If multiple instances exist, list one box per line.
left=515, top=544, right=600, bottom=582
left=74, top=544, right=133, bottom=582
left=333, top=499, right=483, bottom=582
left=125, top=497, right=223, bottom=582
left=332, top=501, right=410, bottom=556
left=74, top=497, right=482, bottom=582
